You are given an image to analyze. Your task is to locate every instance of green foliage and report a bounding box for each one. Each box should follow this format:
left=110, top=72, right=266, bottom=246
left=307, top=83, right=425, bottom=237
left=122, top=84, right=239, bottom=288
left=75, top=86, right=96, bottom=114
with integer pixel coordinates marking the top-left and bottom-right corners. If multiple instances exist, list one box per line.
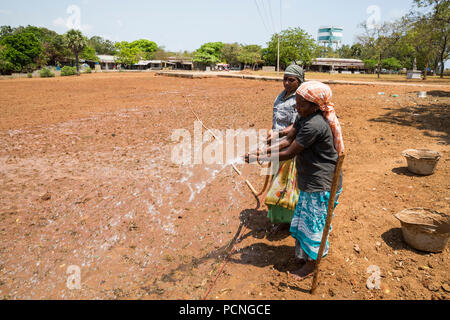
left=0, top=26, right=14, bottom=40
left=193, top=42, right=224, bottom=66
left=114, top=41, right=141, bottom=66
left=0, top=30, right=42, bottom=74
left=88, top=36, right=117, bottom=55
left=27, top=72, right=32, bottom=78
left=16, top=26, right=70, bottom=67
left=113, top=39, right=159, bottom=65
left=335, top=44, right=364, bottom=59
left=264, top=27, right=317, bottom=68
left=411, top=0, right=449, bottom=77
left=130, top=39, right=158, bottom=59
left=65, top=29, right=87, bottom=54
left=84, top=66, right=92, bottom=74
left=61, top=66, right=77, bottom=76
left=237, top=44, right=264, bottom=69
left=39, top=67, right=54, bottom=78
left=382, top=57, right=403, bottom=70
left=221, top=43, right=241, bottom=65
left=363, top=59, right=378, bottom=71
left=80, top=46, right=99, bottom=62
left=65, top=29, right=87, bottom=75
left=315, top=45, right=339, bottom=58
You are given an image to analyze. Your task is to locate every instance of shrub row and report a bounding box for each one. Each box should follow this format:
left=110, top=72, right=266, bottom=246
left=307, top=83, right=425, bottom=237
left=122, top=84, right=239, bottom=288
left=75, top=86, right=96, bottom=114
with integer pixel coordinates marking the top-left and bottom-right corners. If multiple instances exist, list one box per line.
left=39, top=68, right=55, bottom=78
left=61, top=66, right=77, bottom=76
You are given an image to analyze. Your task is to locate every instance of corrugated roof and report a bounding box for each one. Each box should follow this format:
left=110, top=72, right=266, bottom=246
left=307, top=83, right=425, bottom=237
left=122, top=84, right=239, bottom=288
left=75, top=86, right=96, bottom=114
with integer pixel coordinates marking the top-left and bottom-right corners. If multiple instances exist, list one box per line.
left=98, top=55, right=115, bottom=63
left=313, top=58, right=365, bottom=67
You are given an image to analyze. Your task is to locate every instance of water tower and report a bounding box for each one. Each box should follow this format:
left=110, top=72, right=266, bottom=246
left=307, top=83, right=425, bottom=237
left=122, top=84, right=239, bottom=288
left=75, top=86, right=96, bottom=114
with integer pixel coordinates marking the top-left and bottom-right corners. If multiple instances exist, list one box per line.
left=318, top=26, right=343, bottom=49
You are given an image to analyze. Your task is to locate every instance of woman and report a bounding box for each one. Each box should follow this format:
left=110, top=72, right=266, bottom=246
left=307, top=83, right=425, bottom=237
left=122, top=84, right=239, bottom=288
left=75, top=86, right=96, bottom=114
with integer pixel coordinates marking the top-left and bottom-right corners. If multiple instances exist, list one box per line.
left=271, top=64, right=304, bottom=133
left=265, top=64, right=304, bottom=227
left=246, top=81, right=344, bottom=280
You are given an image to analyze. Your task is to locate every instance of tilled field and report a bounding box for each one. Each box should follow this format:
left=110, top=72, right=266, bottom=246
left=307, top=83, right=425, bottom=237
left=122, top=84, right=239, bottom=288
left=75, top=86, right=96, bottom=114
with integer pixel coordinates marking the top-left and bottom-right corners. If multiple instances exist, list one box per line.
left=0, top=73, right=449, bottom=300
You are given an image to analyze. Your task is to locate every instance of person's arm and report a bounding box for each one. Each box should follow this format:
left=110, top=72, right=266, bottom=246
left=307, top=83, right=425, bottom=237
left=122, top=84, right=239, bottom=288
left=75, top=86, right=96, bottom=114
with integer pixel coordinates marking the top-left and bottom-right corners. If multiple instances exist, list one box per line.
left=246, top=140, right=304, bottom=163
left=267, top=123, right=295, bottom=144
left=247, top=123, right=297, bottom=160
left=264, top=124, right=296, bottom=154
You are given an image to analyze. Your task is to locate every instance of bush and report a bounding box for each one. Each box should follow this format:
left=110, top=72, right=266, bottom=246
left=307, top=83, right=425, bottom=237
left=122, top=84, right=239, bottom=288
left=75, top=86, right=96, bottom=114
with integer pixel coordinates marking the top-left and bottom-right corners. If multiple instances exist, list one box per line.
left=39, top=68, right=55, bottom=78
left=61, top=66, right=77, bottom=76
left=27, top=72, right=33, bottom=78
left=84, top=66, right=92, bottom=74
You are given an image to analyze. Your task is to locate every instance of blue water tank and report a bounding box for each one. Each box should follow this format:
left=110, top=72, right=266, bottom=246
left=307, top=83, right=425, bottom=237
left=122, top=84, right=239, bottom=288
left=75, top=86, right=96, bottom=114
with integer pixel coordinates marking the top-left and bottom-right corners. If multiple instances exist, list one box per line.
left=318, top=26, right=343, bottom=45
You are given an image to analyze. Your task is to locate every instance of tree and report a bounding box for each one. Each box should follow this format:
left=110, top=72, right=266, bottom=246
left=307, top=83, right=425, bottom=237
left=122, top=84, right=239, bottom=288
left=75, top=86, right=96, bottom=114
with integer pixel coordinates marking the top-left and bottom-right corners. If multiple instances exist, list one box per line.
left=80, top=46, right=99, bottom=62
left=238, top=44, right=264, bottom=70
left=412, top=0, right=449, bottom=78
left=315, top=45, right=339, bottom=59
left=64, top=29, right=87, bottom=75
left=221, top=43, right=241, bottom=65
left=264, top=27, right=317, bottom=69
left=0, top=26, right=14, bottom=40
left=193, top=42, right=224, bottom=67
left=0, top=31, right=42, bottom=74
left=114, top=41, right=142, bottom=67
left=357, top=21, right=404, bottom=78
left=382, top=57, right=403, bottom=71
left=88, top=36, right=117, bottom=55
left=130, top=39, right=158, bottom=60
left=363, top=59, right=378, bottom=73
left=336, top=43, right=364, bottom=59
left=19, top=26, right=71, bottom=67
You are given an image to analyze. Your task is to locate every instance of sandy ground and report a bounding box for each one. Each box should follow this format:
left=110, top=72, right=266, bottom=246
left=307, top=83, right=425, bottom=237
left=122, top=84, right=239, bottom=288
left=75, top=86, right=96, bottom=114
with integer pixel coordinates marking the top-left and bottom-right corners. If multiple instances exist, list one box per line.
left=0, top=72, right=449, bottom=300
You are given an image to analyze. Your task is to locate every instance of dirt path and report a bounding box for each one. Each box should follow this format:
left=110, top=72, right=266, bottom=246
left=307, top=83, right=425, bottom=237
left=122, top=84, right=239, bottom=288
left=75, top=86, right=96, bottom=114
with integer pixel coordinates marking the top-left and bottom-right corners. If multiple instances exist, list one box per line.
left=0, top=73, right=448, bottom=300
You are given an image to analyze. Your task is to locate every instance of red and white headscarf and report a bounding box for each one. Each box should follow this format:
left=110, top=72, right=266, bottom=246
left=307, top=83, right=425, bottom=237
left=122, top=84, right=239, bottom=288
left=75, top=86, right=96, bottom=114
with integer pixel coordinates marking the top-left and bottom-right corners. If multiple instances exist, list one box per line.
left=296, top=81, right=345, bottom=155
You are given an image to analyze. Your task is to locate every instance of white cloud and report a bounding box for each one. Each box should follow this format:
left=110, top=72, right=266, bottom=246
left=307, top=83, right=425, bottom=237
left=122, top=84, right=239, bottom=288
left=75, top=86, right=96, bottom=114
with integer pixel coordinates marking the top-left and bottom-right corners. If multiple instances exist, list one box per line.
left=117, top=19, right=123, bottom=28
left=52, top=5, right=92, bottom=34
left=0, top=9, right=12, bottom=15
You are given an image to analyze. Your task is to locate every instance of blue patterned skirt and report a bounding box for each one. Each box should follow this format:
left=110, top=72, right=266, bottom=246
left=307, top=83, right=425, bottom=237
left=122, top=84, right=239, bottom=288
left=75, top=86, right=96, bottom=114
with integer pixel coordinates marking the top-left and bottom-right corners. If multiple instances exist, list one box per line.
left=290, top=189, right=342, bottom=261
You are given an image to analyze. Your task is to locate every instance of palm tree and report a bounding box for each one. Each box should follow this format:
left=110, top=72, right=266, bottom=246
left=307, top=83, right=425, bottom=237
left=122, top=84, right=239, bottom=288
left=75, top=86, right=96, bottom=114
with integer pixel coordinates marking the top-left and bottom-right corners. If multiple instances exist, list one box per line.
left=65, top=29, right=87, bottom=75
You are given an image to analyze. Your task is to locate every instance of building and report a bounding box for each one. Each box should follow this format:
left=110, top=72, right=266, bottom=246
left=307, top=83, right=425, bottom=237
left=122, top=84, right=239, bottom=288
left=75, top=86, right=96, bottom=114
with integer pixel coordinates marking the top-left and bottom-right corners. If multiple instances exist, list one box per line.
left=309, top=58, right=366, bottom=73
left=318, top=26, right=344, bottom=49
left=167, top=57, right=193, bottom=70
left=132, top=60, right=167, bottom=70
left=98, top=55, right=116, bottom=70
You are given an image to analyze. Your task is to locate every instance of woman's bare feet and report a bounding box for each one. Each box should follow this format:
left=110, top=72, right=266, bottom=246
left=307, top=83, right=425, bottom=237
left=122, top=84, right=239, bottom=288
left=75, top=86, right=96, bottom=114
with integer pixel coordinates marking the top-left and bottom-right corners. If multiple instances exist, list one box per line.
left=289, top=260, right=315, bottom=280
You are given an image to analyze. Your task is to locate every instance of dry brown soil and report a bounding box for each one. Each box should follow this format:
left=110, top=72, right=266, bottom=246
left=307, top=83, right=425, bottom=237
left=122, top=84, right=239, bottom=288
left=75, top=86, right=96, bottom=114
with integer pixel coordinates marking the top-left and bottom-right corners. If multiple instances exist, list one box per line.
left=0, top=72, right=449, bottom=300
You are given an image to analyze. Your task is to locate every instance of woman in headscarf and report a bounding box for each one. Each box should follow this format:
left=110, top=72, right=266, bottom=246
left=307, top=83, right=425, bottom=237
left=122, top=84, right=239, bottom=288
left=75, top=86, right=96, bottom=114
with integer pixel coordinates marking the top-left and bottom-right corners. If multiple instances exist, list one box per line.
left=246, top=80, right=344, bottom=280
left=271, top=64, right=305, bottom=134
left=263, top=64, right=304, bottom=229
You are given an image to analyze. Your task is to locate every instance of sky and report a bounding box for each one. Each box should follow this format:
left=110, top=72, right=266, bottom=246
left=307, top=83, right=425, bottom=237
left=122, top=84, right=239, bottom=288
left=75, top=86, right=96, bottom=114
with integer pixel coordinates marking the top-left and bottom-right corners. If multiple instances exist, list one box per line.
left=0, top=0, right=425, bottom=52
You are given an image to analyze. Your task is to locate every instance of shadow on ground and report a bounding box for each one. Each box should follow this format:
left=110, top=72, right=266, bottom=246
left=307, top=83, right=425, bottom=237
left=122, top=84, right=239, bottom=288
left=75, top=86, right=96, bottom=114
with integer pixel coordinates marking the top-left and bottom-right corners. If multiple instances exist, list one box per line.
left=148, top=206, right=296, bottom=296
left=427, top=90, right=450, bottom=98
left=392, top=166, right=428, bottom=177
left=369, top=101, right=450, bottom=145
left=381, top=228, right=430, bottom=256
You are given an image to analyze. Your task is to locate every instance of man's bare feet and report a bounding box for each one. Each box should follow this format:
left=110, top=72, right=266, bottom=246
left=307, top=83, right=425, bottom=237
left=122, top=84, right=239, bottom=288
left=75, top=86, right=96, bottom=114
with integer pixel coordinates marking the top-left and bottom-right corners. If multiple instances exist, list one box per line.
left=289, top=260, right=315, bottom=280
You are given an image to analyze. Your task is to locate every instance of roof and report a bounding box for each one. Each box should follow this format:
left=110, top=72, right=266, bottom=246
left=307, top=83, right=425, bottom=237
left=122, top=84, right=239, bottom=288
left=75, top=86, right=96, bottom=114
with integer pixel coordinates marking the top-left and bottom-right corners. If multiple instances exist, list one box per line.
left=312, top=58, right=365, bottom=67
left=98, top=55, right=115, bottom=63
left=167, top=57, right=193, bottom=65
left=134, top=60, right=166, bottom=66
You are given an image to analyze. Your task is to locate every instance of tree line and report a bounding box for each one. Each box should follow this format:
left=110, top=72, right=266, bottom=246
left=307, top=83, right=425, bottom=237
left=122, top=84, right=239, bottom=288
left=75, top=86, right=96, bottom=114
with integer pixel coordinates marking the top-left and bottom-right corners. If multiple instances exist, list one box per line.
left=0, top=0, right=447, bottom=77
left=195, top=0, right=448, bottom=78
